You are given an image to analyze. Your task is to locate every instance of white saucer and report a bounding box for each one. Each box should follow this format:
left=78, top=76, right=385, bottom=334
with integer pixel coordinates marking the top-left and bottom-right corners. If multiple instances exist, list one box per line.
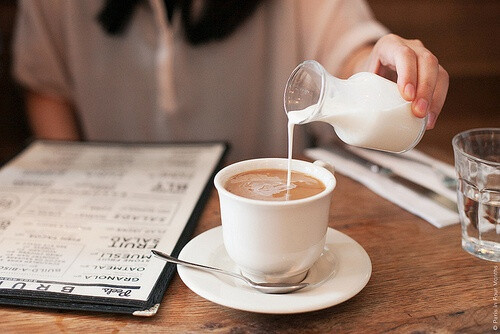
left=177, top=226, right=371, bottom=314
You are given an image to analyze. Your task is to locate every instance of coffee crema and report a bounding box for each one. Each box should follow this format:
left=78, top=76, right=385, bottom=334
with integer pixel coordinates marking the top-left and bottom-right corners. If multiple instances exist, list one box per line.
left=224, top=168, right=325, bottom=201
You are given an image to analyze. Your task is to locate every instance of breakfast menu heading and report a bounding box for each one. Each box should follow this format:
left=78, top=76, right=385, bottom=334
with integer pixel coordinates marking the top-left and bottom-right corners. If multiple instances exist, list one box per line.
left=0, top=141, right=226, bottom=313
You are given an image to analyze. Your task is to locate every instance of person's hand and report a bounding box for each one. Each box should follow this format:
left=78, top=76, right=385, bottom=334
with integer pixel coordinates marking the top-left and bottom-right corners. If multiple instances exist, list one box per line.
left=367, top=34, right=449, bottom=129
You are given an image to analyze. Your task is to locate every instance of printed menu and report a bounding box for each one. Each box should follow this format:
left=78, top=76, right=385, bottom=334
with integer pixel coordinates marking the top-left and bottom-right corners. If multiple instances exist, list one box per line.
left=0, top=140, right=227, bottom=316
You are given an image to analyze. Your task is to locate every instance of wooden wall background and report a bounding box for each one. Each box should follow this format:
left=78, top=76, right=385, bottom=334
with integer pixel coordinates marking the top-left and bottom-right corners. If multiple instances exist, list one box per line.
left=0, top=0, right=498, bottom=163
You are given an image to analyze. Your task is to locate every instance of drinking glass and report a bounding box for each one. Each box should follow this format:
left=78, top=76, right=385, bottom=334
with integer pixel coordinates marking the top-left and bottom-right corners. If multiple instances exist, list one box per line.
left=453, top=128, right=500, bottom=261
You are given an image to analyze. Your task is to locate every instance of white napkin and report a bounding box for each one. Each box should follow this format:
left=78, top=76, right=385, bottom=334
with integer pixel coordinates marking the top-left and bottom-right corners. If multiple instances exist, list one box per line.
left=305, top=146, right=459, bottom=228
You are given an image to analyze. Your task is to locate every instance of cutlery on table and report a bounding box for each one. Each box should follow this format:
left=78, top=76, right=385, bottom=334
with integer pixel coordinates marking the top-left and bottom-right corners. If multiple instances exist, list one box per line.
left=326, top=145, right=458, bottom=212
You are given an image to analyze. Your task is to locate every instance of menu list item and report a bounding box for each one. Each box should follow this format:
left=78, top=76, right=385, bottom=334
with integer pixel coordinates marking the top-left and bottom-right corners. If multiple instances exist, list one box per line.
left=0, top=140, right=227, bottom=316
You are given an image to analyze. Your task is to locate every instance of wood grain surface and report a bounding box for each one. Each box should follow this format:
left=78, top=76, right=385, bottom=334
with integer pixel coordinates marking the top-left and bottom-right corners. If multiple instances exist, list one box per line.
left=0, top=143, right=494, bottom=333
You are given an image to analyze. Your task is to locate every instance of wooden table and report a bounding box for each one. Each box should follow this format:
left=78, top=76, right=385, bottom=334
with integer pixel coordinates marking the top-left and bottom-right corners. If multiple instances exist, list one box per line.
left=0, top=141, right=494, bottom=333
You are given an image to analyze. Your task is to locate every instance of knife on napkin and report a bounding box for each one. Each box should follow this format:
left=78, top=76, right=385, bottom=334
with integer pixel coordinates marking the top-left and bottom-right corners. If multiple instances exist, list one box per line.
left=305, top=145, right=459, bottom=227
left=324, top=145, right=458, bottom=212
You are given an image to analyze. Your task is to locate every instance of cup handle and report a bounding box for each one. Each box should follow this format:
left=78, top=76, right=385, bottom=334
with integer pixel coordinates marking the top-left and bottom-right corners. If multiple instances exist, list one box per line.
left=313, top=160, right=335, bottom=175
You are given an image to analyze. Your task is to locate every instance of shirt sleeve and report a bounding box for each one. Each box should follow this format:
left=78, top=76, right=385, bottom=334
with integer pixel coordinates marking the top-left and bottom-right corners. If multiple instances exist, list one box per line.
left=12, top=0, right=72, bottom=100
left=296, top=0, right=389, bottom=76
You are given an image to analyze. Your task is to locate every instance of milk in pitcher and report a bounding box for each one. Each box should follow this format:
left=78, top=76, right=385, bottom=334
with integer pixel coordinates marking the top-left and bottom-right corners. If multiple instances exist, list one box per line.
left=284, top=61, right=427, bottom=153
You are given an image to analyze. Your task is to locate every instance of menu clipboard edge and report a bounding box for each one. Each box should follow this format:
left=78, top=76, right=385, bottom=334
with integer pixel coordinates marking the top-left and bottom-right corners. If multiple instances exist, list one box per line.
left=0, top=140, right=230, bottom=316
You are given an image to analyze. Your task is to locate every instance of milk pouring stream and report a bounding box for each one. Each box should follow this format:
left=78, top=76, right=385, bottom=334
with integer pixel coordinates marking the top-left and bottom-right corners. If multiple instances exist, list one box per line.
left=284, top=60, right=428, bottom=188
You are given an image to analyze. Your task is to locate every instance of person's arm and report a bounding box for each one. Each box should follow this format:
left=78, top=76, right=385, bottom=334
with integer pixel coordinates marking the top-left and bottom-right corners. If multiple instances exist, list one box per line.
left=13, top=1, right=80, bottom=140
left=26, top=91, right=81, bottom=140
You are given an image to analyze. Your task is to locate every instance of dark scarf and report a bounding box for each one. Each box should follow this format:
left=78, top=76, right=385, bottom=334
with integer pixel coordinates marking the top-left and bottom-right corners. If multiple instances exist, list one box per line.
left=97, top=0, right=263, bottom=45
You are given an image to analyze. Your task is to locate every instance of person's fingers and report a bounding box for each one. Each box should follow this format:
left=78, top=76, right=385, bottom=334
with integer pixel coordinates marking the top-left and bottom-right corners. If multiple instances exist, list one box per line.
left=370, top=35, right=418, bottom=102
left=368, top=34, right=402, bottom=73
left=412, top=44, right=440, bottom=118
left=368, top=34, right=448, bottom=125
left=426, top=65, right=449, bottom=129
left=393, top=44, right=418, bottom=102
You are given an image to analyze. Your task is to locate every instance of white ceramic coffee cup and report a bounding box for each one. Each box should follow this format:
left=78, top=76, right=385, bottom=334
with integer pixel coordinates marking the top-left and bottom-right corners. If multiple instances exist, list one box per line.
left=214, top=158, right=336, bottom=283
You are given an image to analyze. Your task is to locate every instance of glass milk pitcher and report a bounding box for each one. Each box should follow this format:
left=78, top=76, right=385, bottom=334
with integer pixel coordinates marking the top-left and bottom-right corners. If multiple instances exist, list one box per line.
left=283, top=60, right=428, bottom=153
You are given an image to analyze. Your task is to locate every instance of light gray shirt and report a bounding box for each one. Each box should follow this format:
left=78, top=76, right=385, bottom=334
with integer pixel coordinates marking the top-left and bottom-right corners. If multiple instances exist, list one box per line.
left=13, top=0, right=387, bottom=162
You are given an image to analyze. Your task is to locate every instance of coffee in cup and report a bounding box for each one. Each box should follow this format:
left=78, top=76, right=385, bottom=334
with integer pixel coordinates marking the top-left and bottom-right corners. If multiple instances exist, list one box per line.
left=214, top=158, right=336, bottom=283
left=224, top=168, right=326, bottom=201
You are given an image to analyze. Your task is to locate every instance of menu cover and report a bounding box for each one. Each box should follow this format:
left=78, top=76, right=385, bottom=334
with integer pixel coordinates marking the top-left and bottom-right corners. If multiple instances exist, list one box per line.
left=0, top=140, right=228, bottom=316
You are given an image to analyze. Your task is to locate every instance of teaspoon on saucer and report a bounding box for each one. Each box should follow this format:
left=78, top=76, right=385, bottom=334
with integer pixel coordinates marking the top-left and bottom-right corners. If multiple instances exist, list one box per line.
left=151, top=249, right=308, bottom=294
